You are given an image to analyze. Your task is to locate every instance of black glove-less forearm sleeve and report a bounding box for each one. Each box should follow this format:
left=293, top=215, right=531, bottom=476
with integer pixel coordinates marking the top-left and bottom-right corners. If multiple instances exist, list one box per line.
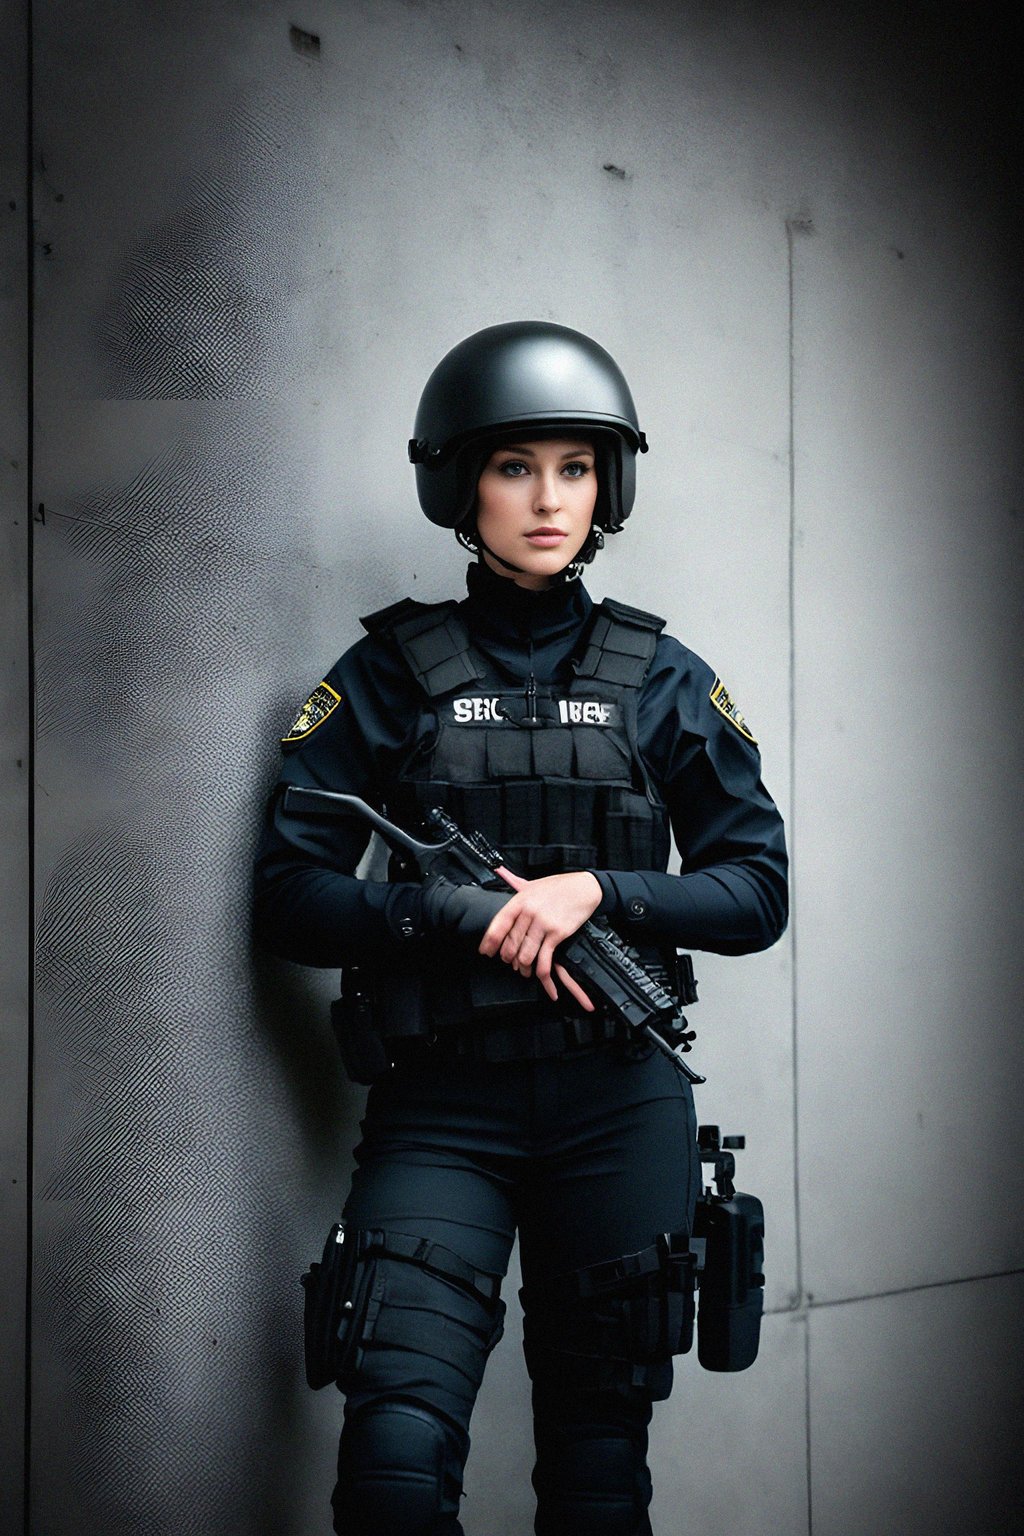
left=420, top=877, right=513, bottom=941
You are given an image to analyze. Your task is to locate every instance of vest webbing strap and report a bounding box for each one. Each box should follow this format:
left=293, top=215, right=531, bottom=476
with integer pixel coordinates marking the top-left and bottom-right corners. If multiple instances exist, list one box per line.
left=406, top=777, right=662, bottom=875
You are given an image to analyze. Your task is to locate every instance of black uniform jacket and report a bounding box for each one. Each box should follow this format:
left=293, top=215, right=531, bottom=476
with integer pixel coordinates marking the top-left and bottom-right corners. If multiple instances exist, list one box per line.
left=253, top=563, right=788, bottom=968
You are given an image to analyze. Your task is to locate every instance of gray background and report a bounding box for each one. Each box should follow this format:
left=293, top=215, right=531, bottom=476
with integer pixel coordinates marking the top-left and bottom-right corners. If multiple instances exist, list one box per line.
left=4, top=1, right=1022, bottom=1532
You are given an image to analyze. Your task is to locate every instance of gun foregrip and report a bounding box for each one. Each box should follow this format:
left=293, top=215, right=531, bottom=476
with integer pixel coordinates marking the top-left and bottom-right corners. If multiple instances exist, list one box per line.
left=558, top=921, right=678, bottom=1032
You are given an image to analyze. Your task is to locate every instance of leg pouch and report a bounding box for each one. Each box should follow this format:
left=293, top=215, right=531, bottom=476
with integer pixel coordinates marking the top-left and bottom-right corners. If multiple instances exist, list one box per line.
left=301, top=1222, right=369, bottom=1390
left=522, top=1231, right=700, bottom=1401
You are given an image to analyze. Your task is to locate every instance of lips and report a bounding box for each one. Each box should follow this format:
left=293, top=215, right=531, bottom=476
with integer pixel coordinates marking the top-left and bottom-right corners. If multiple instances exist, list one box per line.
left=525, top=527, right=567, bottom=545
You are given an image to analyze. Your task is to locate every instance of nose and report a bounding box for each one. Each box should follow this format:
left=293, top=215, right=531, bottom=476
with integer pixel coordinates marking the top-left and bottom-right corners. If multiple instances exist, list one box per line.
left=534, top=468, right=562, bottom=513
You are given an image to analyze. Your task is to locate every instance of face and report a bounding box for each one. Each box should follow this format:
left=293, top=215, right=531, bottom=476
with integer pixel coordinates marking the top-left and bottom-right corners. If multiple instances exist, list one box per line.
left=474, top=437, right=598, bottom=589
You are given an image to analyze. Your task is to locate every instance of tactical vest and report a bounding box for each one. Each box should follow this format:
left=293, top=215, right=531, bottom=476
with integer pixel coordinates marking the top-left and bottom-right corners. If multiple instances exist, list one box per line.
left=364, top=594, right=671, bottom=877
left=338, top=595, right=674, bottom=1071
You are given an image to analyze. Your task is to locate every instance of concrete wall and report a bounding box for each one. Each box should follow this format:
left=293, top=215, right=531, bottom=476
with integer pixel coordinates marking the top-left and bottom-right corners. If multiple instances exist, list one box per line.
left=11, top=1, right=1022, bottom=1532
left=2, top=4, right=30, bottom=1533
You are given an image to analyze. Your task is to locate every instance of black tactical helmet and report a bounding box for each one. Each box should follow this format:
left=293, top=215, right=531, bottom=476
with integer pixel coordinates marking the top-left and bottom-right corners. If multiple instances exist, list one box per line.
left=408, top=321, right=648, bottom=533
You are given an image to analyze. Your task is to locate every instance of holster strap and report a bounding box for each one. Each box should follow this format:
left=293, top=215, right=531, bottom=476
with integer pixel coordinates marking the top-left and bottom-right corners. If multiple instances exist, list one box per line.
left=529, top=1230, right=702, bottom=1303
left=358, top=1227, right=502, bottom=1308
left=359, top=1303, right=500, bottom=1382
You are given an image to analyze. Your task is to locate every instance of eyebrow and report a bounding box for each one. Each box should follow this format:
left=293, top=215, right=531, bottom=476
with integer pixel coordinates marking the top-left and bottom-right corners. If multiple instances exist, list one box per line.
left=496, top=443, right=595, bottom=459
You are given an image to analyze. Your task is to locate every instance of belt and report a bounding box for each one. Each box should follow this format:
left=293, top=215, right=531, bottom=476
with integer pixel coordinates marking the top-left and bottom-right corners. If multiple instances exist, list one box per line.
left=442, top=1011, right=622, bottom=1064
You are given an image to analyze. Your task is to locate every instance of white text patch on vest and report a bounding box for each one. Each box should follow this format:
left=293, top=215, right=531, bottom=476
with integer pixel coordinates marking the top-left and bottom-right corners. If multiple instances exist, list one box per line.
left=452, top=697, right=504, bottom=723
left=448, top=697, right=618, bottom=726
left=557, top=699, right=614, bottom=725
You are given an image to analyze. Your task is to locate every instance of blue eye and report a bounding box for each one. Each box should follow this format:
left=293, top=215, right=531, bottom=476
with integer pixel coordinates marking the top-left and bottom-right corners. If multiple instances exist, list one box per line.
left=498, top=460, right=528, bottom=476
left=563, top=462, right=591, bottom=478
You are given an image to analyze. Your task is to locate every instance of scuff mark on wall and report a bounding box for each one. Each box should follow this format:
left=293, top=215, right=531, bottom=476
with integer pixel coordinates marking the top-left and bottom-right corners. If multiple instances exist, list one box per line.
left=289, top=25, right=320, bottom=58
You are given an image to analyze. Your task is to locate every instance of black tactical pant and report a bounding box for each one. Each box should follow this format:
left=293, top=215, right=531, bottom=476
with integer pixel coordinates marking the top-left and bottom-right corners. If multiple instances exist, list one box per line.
left=330, top=1036, right=701, bottom=1536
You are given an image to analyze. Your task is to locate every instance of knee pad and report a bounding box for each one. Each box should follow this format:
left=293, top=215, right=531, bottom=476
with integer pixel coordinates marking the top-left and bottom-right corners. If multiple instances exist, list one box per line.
left=521, top=1231, right=700, bottom=1400
left=531, top=1393, right=654, bottom=1536
left=332, top=1401, right=465, bottom=1536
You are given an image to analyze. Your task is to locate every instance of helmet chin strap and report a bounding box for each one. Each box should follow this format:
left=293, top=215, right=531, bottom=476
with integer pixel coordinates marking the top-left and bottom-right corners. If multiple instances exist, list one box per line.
left=474, top=530, right=592, bottom=585
left=476, top=534, right=527, bottom=576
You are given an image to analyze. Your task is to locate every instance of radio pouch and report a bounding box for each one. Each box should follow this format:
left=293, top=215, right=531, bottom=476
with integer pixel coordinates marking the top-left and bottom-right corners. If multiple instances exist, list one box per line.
left=693, top=1189, right=765, bottom=1371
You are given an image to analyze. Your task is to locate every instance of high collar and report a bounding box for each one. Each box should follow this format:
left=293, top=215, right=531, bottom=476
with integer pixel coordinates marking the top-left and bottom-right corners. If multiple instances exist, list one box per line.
left=461, top=559, right=592, bottom=647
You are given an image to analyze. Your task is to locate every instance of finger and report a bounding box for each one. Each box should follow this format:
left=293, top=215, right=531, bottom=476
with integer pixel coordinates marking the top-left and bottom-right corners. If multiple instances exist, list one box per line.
left=495, top=865, right=527, bottom=891
left=537, top=963, right=559, bottom=1002
left=498, top=922, right=521, bottom=963
left=513, top=924, right=545, bottom=974
left=534, top=935, right=558, bottom=992
left=500, top=914, right=538, bottom=966
left=479, top=900, right=520, bottom=956
left=554, top=963, right=595, bottom=1012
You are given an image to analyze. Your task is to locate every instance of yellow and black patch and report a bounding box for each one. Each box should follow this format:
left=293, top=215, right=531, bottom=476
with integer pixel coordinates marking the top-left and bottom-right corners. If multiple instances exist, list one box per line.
left=709, top=678, right=757, bottom=744
left=281, top=681, right=342, bottom=746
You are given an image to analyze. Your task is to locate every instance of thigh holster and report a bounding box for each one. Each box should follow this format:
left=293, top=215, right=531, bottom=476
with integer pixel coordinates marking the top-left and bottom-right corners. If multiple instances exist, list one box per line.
left=302, top=1223, right=505, bottom=1395
left=521, top=1231, right=703, bottom=1402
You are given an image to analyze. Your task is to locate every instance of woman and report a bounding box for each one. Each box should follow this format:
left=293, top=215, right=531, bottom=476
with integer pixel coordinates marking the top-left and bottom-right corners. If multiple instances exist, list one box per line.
left=254, top=321, right=788, bottom=1535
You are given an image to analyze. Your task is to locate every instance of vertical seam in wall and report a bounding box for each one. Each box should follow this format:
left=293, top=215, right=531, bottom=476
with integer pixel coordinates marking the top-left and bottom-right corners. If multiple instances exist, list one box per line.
left=23, top=2, right=35, bottom=1532
left=786, top=221, right=803, bottom=1300
left=804, top=1310, right=813, bottom=1536
left=786, top=215, right=811, bottom=1536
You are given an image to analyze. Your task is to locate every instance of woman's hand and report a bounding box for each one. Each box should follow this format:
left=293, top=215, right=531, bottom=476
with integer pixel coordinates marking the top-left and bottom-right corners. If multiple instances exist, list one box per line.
left=478, top=870, right=603, bottom=1009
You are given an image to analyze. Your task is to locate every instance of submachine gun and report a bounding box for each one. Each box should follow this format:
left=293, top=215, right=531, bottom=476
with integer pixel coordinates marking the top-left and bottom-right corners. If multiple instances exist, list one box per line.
left=282, top=786, right=705, bottom=1085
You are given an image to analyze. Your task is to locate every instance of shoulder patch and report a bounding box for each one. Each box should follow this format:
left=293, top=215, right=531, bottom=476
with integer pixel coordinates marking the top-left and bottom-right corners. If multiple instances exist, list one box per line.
left=281, top=681, right=342, bottom=745
left=709, top=678, right=757, bottom=744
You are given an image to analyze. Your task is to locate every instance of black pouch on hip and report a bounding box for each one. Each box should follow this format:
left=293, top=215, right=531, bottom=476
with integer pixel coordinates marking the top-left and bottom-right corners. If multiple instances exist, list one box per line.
left=331, top=969, right=391, bottom=1086
left=301, top=1222, right=359, bottom=1390
left=693, top=1190, right=765, bottom=1371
